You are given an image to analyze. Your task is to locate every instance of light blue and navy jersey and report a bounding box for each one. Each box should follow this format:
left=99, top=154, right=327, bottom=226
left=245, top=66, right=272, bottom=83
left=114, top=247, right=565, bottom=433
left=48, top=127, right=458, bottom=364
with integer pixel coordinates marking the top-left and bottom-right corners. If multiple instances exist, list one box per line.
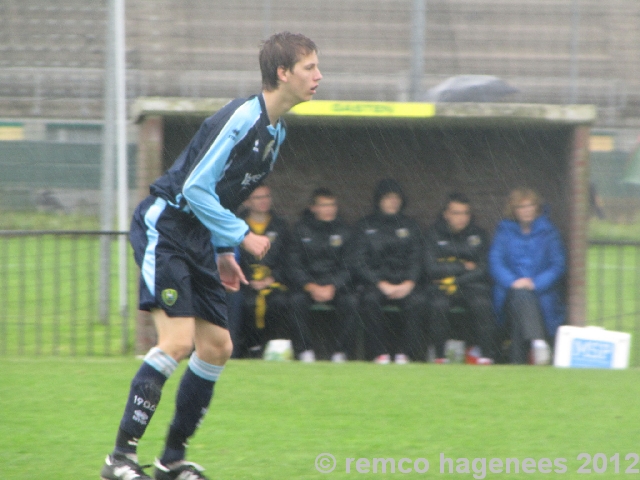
left=150, top=94, right=286, bottom=249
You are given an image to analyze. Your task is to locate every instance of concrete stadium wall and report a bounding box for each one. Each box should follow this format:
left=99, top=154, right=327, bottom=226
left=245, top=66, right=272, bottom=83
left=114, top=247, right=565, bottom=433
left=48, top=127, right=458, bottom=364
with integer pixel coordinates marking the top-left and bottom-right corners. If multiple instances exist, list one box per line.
left=1, top=0, right=639, bottom=127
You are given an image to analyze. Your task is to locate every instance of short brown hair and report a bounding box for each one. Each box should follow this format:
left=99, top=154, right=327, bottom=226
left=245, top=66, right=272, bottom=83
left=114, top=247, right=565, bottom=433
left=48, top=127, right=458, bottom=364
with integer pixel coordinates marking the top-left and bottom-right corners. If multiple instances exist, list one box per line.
left=504, top=187, right=542, bottom=220
left=259, top=32, right=317, bottom=91
left=310, top=187, right=335, bottom=205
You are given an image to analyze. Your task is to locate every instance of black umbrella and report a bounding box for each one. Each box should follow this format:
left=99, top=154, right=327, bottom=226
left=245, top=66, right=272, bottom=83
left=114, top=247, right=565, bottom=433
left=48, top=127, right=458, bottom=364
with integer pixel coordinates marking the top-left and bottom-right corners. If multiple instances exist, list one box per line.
left=423, top=75, right=519, bottom=102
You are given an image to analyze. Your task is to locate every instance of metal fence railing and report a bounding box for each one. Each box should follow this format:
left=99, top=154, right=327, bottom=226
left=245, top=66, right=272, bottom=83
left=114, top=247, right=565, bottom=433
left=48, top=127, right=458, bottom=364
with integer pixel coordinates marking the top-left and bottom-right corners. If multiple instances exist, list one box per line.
left=0, top=231, right=638, bottom=364
left=587, top=240, right=640, bottom=364
left=0, top=230, right=136, bottom=356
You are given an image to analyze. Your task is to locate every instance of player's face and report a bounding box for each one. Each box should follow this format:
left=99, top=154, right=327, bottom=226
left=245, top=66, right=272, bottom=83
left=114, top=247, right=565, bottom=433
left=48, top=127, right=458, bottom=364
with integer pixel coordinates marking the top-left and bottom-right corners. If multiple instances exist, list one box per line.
left=246, top=186, right=272, bottom=214
left=282, top=51, right=322, bottom=103
left=379, top=193, right=402, bottom=215
left=310, top=196, right=337, bottom=222
left=443, top=201, right=471, bottom=233
left=514, top=200, right=538, bottom=226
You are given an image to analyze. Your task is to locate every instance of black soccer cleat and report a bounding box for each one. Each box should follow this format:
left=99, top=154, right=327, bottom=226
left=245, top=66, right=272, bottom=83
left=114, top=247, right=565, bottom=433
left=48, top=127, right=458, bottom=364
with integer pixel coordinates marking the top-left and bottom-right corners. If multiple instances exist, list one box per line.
left=153, top=459, right=210, bottom=480
left=101, top=453, right=153, bottom=480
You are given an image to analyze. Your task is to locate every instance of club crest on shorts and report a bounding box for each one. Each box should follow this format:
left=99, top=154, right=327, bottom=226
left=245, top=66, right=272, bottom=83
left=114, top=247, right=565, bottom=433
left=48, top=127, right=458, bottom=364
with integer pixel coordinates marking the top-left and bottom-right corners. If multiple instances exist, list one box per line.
left=161, top=288, right=178, bottom=306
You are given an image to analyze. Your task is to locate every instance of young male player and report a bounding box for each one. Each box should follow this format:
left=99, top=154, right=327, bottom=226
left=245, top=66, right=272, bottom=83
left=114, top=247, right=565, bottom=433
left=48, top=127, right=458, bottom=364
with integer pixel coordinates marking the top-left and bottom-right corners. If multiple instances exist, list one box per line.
left=101, top=32, right=322, bottom=480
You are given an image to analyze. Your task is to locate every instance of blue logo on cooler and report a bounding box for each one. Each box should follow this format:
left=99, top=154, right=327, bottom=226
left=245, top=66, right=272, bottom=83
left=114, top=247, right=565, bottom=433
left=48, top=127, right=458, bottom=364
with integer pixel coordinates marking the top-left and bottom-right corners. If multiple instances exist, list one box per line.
left=570, top=338, right=614, bottom=368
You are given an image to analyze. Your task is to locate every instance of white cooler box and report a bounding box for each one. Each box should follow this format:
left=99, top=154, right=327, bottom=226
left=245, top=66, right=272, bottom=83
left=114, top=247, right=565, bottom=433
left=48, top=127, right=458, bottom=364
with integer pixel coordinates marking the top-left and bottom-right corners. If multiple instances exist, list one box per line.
left=553, top=326, right=631, bottom=369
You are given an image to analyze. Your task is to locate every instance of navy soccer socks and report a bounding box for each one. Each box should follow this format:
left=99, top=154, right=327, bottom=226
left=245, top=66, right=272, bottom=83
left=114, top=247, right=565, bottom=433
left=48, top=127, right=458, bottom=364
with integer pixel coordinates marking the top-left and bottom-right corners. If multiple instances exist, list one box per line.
left=114, top=347, right=178, bottom=458
left=159, top=353, right=223, bottom=466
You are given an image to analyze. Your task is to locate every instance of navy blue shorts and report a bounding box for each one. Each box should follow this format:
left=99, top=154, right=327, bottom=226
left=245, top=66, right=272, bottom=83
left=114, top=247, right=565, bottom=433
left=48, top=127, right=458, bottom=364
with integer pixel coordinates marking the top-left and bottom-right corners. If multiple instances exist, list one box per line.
left=129, top=195, right=228, bottom=328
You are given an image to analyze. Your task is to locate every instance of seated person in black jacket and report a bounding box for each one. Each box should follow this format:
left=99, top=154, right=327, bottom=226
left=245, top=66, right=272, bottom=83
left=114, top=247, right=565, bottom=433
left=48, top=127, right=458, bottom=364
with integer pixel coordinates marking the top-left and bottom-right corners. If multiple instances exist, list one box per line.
left=236, top=185, right=291, bottom=358
left=288, top=188, right=359, bottom=362
left=351, top=179, right=428, bottom=364
left=423, top=192, right=496, bottom=363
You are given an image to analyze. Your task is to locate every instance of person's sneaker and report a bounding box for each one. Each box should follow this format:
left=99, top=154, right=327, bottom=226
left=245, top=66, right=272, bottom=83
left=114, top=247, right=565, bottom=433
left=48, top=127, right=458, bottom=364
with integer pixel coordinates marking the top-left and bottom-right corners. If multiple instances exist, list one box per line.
left=153, top=459, right=209, bottom=480
left=101, top=454, right=152, bottom=480
left=476, top=357, right=494, bottom=365
left=248, top=344, right=263, bottom=359
left=373, top=354, right=391, bottom=364
left=434, top=357, right=450, bottom=364
left=394, top=353, right=410, bottom=365
left=298, top=349, right=316, bottom=362
left=331, top=352, right=347, bottom=363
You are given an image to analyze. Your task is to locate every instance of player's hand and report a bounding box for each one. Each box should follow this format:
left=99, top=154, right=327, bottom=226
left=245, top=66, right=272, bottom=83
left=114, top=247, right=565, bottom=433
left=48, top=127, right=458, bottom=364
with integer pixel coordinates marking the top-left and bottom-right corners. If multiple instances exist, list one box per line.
left=512, top=277, right=535, bottom=290
left=304, top=283, right=334, bottom=303
left=462, top=261, right=477, bottom=270
left=313, top=284, right=336, bottom=303
left=249, top=276, right=274, bottom=291
left=217, top=254, right=248, bottom=292
left=377, top=280, right=396, bottom=298
left=241, top=232, right=271, bottom=260
left=388, top=280, right=415, bottom=299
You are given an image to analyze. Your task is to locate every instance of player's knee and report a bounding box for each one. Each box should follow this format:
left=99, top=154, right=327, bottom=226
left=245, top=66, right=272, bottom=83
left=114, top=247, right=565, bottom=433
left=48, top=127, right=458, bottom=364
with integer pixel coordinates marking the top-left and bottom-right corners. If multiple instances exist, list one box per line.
left=215, top=335, right=234, bottom=360
left=159, top=341, right=195, bottom=362
left=197, top=336, right=233, bottom=364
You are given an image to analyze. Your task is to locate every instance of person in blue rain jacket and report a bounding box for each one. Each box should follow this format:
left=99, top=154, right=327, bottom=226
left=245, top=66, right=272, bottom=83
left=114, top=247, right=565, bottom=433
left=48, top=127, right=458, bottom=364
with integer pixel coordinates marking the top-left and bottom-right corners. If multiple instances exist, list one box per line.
left=489, top=187, right=566, bottom=364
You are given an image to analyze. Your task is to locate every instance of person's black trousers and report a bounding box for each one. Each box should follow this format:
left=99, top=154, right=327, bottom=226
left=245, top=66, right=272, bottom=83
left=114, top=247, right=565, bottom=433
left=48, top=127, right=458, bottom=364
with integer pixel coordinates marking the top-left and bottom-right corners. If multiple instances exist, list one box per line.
left=289, top=289, right=359, bottom=358
left=427, top=284, right=497, bottom=359
left=361, top=286, right=429, bottom=361
left=235, top=287, right=289, bottom=358
left=504, top=288, right=547, bottom=364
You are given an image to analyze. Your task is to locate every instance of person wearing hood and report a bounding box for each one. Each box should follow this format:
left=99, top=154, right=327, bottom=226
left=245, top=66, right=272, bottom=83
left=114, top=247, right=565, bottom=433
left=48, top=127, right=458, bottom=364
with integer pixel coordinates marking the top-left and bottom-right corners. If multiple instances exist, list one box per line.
left=288, top=187, right=359, bottom=362
left=489, top=187, right=566, bottom=364
left=351, top=179, right=428, bottom=364
left=423, top=192, right=496, bottom=363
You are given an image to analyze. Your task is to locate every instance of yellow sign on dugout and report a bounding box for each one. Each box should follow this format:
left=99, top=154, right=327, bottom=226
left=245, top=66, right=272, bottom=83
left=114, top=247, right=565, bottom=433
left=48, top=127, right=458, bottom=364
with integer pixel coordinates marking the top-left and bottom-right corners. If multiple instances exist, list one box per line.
left=291, top=100, right=436, bottom=118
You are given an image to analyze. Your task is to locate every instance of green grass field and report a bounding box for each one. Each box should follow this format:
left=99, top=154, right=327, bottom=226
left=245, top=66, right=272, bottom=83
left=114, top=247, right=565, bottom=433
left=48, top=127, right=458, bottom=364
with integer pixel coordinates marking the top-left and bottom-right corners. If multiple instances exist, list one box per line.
left=1, top=357, right=639, bottom=479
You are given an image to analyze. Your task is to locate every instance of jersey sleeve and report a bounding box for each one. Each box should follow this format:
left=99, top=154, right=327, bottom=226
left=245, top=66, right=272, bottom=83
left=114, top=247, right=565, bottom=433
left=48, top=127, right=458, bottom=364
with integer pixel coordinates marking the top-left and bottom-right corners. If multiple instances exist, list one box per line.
left=182, top=101, right=259, bottom=248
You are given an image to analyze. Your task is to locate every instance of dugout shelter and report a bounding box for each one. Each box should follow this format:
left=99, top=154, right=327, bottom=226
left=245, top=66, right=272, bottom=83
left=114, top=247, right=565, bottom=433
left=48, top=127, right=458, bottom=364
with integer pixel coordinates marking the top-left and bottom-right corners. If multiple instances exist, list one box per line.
left=132, top=98, right=596, bottom=354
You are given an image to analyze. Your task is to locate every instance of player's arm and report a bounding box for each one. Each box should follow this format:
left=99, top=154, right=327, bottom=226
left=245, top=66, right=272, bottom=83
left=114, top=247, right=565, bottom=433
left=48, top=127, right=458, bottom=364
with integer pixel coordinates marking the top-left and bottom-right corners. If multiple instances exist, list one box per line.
left=488, top=225, right=519, bottom=288
left=456, top=230, right=490, bottom=286
left=424, top=230, right=465, bottom=280
left=183, top=102, right=258, bottom=249
left=349, top=221, right=378, bottom=285
left=288, top=225, right=314, bottom=288
left=531, top=228, right=566, bottom=292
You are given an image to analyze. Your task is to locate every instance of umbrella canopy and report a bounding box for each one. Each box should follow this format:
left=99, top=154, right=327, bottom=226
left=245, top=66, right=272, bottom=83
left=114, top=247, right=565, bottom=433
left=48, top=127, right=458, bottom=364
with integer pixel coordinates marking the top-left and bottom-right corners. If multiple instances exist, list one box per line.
left=424, top=75, right=519, bottom=102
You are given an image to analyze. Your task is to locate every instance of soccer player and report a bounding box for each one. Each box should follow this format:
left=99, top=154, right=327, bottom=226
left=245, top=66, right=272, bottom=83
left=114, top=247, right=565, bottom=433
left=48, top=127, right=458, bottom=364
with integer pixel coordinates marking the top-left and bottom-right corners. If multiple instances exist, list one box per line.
left=101, top=32, right=321, bottom=480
